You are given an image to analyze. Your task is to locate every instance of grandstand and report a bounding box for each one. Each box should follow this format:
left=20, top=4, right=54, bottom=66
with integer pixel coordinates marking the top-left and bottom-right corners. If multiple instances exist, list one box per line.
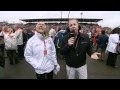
left=20, top=18, right=103, bottom=31
left=20, top=18, right=103, bottom=25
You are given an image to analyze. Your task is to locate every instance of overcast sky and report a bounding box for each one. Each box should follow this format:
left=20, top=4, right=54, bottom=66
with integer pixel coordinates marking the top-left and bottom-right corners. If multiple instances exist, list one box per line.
left=0, top=11, right=120, bottom=28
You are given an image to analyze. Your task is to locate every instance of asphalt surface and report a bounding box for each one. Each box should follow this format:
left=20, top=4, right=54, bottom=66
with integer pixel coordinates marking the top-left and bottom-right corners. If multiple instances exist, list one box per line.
left=0, top=53, right=120, bottom=79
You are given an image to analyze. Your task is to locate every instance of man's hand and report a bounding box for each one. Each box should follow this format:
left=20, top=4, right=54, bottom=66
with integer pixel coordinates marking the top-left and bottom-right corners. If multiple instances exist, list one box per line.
left=54, top=64, right=60, bottom=75
left=91, top=52, right=101, bottom=60
left=68, top=37, right=75, bottom=46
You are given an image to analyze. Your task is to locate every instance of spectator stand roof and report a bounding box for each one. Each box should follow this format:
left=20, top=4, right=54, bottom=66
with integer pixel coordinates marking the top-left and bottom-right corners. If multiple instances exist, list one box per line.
left=20, top=18, right=103, bottom=24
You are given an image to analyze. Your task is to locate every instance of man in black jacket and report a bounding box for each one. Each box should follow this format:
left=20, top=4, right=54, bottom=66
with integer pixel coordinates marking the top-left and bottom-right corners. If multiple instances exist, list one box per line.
left=60, top=18, right=100, bottom=79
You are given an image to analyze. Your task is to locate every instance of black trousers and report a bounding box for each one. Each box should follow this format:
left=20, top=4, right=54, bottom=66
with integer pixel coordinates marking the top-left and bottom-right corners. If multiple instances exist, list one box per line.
left=36, top=71, right=53, bottom=79
left=17, top=45, right=24, bottom=58
left=0, top=48, right=5, bottom=68
left=6, top=50, right=19, bottom=64
left=106, top=52, right=118, bottom=66
left=0, top=44, right=5, bottom=56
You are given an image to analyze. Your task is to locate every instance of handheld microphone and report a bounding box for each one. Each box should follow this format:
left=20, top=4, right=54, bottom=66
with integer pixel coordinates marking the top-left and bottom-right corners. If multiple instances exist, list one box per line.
left=70, top=30, right=76, bottom=38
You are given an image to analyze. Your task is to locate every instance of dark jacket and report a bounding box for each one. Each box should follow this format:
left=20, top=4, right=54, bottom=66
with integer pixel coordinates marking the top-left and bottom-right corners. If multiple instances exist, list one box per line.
left=54, top=30, right=65, bottom=49
left=60, top=33, right=95, bottom=68
left=97, top=34, right=108, bottom=49
left=27, top=30, right=34, bottom=40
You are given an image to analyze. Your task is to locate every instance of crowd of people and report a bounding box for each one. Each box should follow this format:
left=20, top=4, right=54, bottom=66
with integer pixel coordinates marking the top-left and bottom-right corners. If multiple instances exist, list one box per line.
left=0, top=19, right=120, bottom=79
